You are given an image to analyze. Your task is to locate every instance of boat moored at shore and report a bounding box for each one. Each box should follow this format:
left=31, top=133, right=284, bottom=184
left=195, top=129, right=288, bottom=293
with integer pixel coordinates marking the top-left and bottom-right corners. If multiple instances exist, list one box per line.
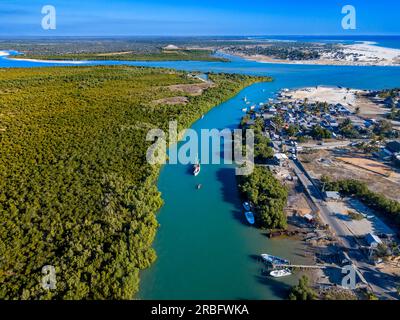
left=245, top=212, right=255, bottom=225
left=270, top=269, right=292, bottom=278
left=243, top=202, right=251, bottom=211
left=261, top=254, right=290, bottom=266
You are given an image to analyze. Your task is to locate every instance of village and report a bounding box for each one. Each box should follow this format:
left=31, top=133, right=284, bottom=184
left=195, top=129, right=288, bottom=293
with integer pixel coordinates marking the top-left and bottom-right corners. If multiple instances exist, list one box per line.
left=241, top=86, right=400, bottom=299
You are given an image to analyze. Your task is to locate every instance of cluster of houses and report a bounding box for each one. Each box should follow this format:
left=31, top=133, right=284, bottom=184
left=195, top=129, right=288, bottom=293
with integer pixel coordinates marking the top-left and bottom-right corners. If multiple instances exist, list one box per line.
left=250, top=96, right=355, bottom=140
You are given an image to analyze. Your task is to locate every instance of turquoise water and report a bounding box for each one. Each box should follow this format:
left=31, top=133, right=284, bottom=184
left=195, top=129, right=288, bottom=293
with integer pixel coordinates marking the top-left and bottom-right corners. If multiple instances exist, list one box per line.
left=2, top=51, right=400, bottom=299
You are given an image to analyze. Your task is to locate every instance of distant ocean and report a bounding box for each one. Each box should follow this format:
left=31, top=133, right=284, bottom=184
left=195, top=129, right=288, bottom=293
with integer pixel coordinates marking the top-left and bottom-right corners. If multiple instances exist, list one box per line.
left=247, top=35, right=400, bottom=49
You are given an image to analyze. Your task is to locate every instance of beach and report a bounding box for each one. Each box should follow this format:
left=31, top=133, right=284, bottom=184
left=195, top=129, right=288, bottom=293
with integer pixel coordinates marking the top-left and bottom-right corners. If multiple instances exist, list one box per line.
left=7, top=57, right=87, bottom=64
left=228, top=42, right=400, bottom=67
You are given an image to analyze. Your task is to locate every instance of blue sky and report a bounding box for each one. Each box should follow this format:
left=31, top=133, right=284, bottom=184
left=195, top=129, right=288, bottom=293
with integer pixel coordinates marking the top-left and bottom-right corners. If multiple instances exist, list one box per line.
left=1, top=0, right=399, bottom=36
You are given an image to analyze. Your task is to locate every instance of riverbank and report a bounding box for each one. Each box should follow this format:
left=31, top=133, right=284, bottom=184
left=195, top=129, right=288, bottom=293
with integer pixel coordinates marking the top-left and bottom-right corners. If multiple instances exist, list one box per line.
left=0, top=65, right=269, bottom=300
left=225, top=42, right=400, bottom=67
left=7, top=57, right=88, bottom=64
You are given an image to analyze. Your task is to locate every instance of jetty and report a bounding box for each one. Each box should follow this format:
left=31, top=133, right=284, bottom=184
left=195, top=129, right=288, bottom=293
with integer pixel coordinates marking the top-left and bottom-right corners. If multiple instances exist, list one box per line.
left=271, top=263, right=340, bottom=270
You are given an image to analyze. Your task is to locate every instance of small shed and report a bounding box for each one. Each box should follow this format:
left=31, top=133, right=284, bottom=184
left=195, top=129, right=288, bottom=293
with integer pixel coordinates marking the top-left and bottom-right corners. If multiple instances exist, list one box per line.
left=324, top=191, right=341, bottom=201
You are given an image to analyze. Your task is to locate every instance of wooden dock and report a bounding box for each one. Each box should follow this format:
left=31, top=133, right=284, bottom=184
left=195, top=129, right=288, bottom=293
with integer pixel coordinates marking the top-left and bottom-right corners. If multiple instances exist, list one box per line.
left=272, top=263, right=340, bottom=270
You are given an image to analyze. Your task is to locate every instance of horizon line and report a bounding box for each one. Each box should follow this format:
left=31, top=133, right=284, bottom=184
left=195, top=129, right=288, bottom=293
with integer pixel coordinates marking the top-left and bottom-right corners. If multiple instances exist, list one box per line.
left=1, top=34, right=400, bottom=38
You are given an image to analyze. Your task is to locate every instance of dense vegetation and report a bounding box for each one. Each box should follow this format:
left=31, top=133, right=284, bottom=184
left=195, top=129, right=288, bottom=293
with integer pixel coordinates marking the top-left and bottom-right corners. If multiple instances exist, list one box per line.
left=310, top=125, right=332, bottom=140
left=376, top=88, right=400, bottom=99
left=387, top=107, right=400, bottom=121
left=373, top=119, right=398, bottom=138
left=288, top=276, right=317, bottom=300
left=321, top=177, right=400, bottom=226
left=224, top=42, right=339, bottom=61
left=240, top=117, right=274, bottom=163
left=14, top=49, right=228, bottom=62
left=339, top=118, right=360, bottom=139
left=238, top=166, right=288, bottom=229
left=0, top=66, right=268, bottom=299
left=0, top=37, right=266, bottom=57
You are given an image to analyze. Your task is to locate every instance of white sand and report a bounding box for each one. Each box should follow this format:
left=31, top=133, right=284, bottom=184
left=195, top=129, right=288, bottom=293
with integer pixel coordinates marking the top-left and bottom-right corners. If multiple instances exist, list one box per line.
left=8, top=57, right=87, bottom=64
left=282, top=86, right=358, bottom=107
left=231, top=42, right=400, bottom=66
left=337, top=41, right=400, bottom=65
left=0, top=51, right=10, bottom=57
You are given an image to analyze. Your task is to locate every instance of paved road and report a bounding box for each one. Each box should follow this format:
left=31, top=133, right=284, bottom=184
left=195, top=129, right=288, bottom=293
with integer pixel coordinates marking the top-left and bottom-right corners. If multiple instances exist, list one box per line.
left=290, top=159, right=398, bottom=299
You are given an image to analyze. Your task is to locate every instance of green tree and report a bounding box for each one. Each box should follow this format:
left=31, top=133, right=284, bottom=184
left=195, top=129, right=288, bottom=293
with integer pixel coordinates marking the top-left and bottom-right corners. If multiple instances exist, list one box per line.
left=288, top=276, right=318, bottom=300
left=238, top=166, right=288, bottom=229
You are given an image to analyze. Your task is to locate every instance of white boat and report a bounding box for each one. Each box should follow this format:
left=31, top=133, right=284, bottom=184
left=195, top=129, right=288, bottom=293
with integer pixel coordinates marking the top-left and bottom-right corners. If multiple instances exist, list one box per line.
left=243, top=202, right=251, bottom=211
left=250, top=105, right=255, bottom=110
left=270, top=269, right=292, bottom=278
left=245, top=212, right=255, bottom=225
left=193, top=156, right=201, bottom=176
left=242, top=108, right=248, bottom=112
left=193, top=163, right=200, bottom=176
left=261, top=254, right=290, bottom=265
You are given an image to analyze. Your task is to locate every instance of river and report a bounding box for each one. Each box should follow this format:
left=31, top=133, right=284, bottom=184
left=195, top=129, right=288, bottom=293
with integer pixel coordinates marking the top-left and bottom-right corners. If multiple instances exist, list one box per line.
left=1, top=52, right=400, bottom=299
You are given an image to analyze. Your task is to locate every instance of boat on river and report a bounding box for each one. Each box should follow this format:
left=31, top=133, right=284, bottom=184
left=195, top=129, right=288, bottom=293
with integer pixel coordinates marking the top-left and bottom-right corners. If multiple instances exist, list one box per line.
left=193, top=163, right=200, bottom=176
left=193, top=156, right=201, bottom=176
left=243, top=202, right=251, bottom=211
left=270, top=268, right=292, bottom=278
left=261, top=254, right=290, bottom=266
left=245, top=212, right=255, bottom=225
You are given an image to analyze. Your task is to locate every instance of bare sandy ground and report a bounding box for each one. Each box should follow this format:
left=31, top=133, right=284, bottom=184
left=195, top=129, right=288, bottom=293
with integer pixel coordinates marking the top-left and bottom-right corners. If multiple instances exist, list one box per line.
left=282, top=86, right=358, bottom=107
left=340, top=42, right=400, bottom=65
left=300, top=149, right=400, bottom=202
left=0, top=51, right=9, bottom=57
left=151, top=96, right=189, bottom=105
left=337, top=157, right=393, bottom=177
left=231, top=42, right=400, bottom=66
left=281, top=86, right=391, bottom=121
left=167, top=82, right=214, bottom=96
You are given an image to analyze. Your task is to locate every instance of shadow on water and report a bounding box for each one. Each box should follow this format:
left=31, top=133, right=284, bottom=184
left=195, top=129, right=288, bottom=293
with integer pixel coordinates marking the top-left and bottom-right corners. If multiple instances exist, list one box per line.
left=216, top=167, right=246, bottom=225
left=254, top=275, right=292, bottom=300
left=186, top=165, right=194, bottom=176
left=249, top=254, right=263, bottom=263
